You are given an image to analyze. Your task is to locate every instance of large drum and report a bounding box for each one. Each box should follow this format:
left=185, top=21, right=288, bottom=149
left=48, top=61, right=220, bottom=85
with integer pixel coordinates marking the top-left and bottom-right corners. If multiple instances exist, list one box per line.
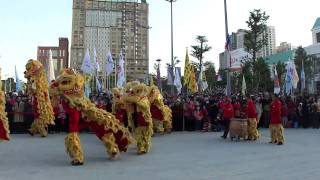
left=229, top=118, right=248, bottom=140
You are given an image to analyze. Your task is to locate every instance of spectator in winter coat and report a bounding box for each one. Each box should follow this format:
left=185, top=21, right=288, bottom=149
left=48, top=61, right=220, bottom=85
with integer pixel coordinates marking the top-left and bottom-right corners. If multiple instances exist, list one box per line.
left=194, top=104, right=204, bottom=131
left=281, top=101, right=288, bottom=127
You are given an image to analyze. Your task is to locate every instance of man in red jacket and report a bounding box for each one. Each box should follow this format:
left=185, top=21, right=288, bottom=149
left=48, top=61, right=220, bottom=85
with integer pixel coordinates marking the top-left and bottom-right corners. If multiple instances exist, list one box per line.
left=245, top=96, right=260, bottom=140
left=221, top=98, right=234, bottom=139
left=270, top=94, right=285, bottom=145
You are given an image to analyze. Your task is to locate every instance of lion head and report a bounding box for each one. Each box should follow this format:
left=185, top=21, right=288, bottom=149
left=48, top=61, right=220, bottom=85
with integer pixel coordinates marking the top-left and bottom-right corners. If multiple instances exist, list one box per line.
left=50, top=68, right=84, bottom=96
left=148, top=85, right=162, bottom=104
left=24, top=59, right=43, bottom=79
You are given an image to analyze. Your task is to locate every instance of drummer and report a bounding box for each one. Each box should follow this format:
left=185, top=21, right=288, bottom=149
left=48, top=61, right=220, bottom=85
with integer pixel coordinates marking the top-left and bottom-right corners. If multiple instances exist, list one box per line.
left=269, top=94, right=285, bottom=145
left=221, top=97, right=234, bottom=139
left=245, top=95, right=260, bottom=141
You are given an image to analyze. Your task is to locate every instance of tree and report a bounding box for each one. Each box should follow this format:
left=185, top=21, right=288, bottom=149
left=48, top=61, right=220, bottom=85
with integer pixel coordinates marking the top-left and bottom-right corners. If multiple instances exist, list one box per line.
left=241, top=58, right=272, bottom=93
left=191, top=35, right=212, bottom=74
left=244, top=9, right=270, bottom=62
left=253, top=58, right=273, bottom=92
left=203, top=61, right=216, bottom=89
left=275, top=62, right=286, bottom=87
left=294, top=46, right=312, bottom=92
left=216, top=69, right=227, bottom=87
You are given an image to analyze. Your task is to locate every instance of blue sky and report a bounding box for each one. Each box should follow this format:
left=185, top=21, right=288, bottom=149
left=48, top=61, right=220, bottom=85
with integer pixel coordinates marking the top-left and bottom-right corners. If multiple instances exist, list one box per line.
left=0, top=0, right=319, bottom=81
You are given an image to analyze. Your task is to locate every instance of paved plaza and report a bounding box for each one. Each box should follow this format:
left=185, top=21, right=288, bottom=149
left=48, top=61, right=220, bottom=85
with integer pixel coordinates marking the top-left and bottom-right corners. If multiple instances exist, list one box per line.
left=1, top=129, right=320, bottom=180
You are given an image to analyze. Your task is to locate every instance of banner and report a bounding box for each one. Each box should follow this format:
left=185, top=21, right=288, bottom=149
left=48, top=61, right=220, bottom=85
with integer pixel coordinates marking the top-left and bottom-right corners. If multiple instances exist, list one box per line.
left=81, top=48, right=92, bottom=75
left=230, top=48, right=252, bottom=71
left=174, top=67, right=182, bottom=94
left=93, top=47, right=100, bottom=74
left=241, top=75, right=246, bottom=95
left=117, top=51, right=125, bottom=88
left=274, top=66, right=280, bottom=94
left=167, top=65, right=174, bottom=85
left=47, top=49, right=55, bottom=83
left=105, top=50, right=114, bottom=76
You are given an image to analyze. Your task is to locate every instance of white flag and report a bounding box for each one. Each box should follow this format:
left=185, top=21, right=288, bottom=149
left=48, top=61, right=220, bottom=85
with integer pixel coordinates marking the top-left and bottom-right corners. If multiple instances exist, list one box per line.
left=174, top=67, right=182, bottom=94
left=242, top=75, right=246, bottom=95
left=96, top=77, right=102, bottom=93
left=81, top=48, right=92, bottom=74
left=197, top=66, right=208, bottom=91
left=105, top=50, right=114, bottom=76
left=167, top=65, right=174, bottom=85
left=47, top=49, right=55, bottom=83
left=93, top=47, right=100, bottom=73
left=117, top=51, right=125, bottom=88
left=274, top=66, right=280, bottom=94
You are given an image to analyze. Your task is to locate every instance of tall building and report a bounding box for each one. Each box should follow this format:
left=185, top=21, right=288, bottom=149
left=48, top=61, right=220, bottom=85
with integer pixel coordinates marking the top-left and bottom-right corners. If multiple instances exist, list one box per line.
left=235, top=29, right=247, bottom=49
left=70, top=0, right=149, bottom=82
left=305, top=17, right=320, bottom=94
left=276, top=42, right=291, bottom=53
left=312, top=17, right=320, bottom=44
left=257, top=26, right=276, bottom=58
left=37, top=38, right=69, bottom=76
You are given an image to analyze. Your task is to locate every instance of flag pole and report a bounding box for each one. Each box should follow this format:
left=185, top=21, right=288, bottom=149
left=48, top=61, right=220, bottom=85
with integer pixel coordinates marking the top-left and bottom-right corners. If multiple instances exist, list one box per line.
left=114, top=58, right=117, bottom=87
left=224, top=0, right=231, bottom=97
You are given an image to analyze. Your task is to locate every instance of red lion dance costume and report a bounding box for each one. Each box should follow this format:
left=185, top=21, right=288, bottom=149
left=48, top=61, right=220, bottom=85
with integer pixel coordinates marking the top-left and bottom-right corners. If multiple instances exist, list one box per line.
left=50, top=69, right=133, bottom=165
left=24, top=60, right=55, bottom=137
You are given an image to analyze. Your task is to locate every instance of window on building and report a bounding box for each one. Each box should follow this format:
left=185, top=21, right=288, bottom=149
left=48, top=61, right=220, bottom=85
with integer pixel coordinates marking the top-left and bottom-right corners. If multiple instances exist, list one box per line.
left=316, top=32, right=320, bottom=43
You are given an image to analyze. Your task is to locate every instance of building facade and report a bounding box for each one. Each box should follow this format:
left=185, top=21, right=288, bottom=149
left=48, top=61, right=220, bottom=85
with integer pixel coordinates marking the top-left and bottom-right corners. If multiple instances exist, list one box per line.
left=70, top=0, right=149, bottom=82
left=235, top=29, right=247, bottom=49
left=257, top=26, right=276, bottom=58
left=37, top=38, right=69, bottom=76
left=312, top=17, right=320, bottom=44
left=276, top=42, right=291, bottom=53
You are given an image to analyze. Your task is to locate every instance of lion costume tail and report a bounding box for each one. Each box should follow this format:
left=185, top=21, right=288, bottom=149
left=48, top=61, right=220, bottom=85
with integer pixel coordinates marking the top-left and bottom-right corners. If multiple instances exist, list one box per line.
left=163, top=105, right=172, bottom=131
left=66, top=96, right=134, bottom=152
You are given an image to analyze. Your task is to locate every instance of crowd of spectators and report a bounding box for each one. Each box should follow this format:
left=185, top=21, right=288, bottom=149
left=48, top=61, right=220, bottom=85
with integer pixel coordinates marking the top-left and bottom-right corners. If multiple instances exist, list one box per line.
left=4, top=91, right=320, bottom=134
left=167, top=93, right=320, bottom=132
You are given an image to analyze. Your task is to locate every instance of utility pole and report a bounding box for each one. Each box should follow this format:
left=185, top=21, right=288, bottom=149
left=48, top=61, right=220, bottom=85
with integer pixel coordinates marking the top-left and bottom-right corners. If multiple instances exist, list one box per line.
left=165, top=0, right=177, bottom=95
left=224, top=0, right=231, bottom=97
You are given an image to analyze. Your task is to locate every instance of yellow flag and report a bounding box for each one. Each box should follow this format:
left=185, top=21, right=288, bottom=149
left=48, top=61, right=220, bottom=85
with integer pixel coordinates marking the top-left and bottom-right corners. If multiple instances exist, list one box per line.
left=183, top=48, right=191, bottom=86
left=150, top=76, right=155, bottom=86
left=188, top=66, right=198, bottom=93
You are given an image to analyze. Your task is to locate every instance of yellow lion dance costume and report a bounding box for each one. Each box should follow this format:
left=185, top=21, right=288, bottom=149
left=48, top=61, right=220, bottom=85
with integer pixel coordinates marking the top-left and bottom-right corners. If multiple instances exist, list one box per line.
left=148, top=85, right=172, bottom=133
left=0, top=68, right=10, bottom=141
left=24, top=59, right=55, bottom=137
left=123, top=82, right=153, bottom=154
left=112, top=88, right=127, bottom=126
left=50, top=68, right=134, bottom=165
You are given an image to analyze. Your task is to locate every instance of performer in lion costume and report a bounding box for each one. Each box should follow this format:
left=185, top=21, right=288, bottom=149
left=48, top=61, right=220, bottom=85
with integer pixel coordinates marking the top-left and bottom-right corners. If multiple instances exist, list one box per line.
left=50, top=68, right=133, bottom=165
left=0, top=68, right=10, bottom=141
left=123, top=82, right=153, bottom=154
left=112, top=88, right=127, bottom=126
left=148, top=85, right=172, bottom=133
left=24, top=59, right=55, bottom=137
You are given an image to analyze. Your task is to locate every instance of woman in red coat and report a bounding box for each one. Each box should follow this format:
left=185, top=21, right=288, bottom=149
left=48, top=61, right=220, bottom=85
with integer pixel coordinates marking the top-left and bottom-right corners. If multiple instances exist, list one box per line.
left=269, top=94, right=285, bottom=145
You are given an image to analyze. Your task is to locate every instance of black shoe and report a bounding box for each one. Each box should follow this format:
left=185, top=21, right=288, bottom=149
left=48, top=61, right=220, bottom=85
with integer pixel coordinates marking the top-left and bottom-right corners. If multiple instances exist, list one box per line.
left=27, top=130, right=34, bottom=136
left=221, top=135, right=226, bottom=139
left=277, top=142, right=283, bottom=145
left=71, top=160, right=84, bottom=166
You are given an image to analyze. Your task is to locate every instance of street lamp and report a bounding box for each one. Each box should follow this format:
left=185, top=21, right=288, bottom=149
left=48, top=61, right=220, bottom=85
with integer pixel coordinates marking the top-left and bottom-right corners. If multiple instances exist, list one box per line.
left=165, top=0, right=177, bottom=95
